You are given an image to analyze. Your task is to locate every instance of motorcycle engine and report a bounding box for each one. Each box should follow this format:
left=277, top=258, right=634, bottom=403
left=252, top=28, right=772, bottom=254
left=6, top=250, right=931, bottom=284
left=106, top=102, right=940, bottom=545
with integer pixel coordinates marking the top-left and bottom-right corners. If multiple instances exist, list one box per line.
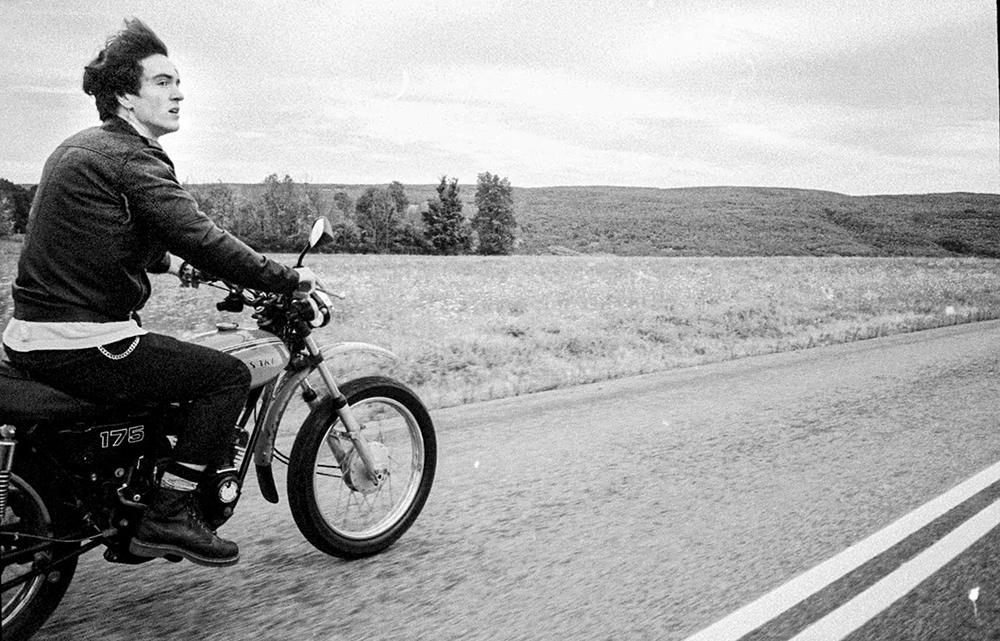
left=54, top=418, right=164, bottom=488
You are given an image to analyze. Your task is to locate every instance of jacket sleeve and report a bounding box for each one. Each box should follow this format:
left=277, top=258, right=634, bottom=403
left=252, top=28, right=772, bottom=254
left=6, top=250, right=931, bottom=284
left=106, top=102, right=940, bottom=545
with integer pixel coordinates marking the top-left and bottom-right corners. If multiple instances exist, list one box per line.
left=120, top=145, right=299, bottom=294
left=145, top=251, right=172, bottom=274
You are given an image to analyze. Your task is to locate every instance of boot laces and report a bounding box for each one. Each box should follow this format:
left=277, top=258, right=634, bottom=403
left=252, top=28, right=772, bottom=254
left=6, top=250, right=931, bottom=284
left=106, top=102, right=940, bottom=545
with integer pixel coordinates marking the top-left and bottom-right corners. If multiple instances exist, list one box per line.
left=184, top=493, right=218, bottom=535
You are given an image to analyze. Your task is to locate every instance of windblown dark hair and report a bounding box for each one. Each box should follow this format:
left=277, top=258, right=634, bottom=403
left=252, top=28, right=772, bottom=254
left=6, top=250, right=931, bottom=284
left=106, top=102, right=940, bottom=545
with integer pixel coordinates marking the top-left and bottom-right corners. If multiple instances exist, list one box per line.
left=82, top=19, right=169, bottom=121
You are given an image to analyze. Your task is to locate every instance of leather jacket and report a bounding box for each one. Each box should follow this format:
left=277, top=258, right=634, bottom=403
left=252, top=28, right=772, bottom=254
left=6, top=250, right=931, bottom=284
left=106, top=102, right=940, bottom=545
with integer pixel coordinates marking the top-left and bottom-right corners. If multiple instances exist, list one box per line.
left=11, top=117, right=298, bottom=323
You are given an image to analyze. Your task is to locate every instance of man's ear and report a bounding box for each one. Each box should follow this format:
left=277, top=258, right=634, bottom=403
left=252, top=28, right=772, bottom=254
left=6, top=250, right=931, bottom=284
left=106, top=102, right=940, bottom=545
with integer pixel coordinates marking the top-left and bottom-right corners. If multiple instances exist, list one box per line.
left=116, top=93, right=134, bottom=112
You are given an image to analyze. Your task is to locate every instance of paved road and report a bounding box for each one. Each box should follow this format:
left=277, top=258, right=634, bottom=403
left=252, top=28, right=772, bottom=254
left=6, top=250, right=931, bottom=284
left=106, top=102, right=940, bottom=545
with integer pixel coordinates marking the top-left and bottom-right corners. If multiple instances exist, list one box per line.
left=36, top=320, right=1000, bottom=640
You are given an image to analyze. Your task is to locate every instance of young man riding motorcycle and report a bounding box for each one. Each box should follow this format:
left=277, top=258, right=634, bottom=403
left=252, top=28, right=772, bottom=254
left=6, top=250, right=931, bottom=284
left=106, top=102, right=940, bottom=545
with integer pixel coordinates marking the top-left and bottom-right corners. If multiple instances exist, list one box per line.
left=1, top=19, right=316, bottom=567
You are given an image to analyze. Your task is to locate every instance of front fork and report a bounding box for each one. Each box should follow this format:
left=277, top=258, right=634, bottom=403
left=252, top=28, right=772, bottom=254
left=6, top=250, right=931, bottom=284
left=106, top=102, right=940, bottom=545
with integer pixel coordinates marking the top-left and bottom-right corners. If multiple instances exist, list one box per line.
left=303, top=336, right=387, bottom=487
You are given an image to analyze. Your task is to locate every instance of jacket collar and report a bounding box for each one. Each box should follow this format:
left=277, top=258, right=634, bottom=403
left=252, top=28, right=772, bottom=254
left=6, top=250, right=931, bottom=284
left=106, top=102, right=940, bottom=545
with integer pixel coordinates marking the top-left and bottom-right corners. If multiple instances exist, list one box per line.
left=101, top=116, right=164, bottom=151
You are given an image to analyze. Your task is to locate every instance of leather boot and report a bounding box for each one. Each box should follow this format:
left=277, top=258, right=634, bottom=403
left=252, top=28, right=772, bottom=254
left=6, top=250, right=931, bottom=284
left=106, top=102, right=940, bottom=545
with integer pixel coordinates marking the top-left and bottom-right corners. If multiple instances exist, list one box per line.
left=129, top=487, right=240, bottom=567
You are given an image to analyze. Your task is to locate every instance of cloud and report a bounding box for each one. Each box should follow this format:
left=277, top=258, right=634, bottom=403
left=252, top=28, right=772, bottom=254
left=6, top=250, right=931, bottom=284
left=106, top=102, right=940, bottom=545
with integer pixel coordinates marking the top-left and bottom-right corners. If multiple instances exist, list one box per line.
left=0, top=1, right=995, bottom=193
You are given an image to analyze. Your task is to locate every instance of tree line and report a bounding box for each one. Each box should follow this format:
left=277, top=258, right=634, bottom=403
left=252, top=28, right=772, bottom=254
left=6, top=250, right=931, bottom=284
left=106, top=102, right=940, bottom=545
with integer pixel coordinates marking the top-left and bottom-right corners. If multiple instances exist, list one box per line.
left=0, top=179, right=33, bottom=236
left=189, top=172, right=517, bottom=255
left=0, top=172, right=518, bottom=256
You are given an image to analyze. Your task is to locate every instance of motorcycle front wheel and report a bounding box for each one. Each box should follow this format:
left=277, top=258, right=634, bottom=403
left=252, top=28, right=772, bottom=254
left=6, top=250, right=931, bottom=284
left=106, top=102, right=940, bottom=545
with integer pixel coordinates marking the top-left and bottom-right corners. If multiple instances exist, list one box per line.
left=287, top=376, right=436, bottom=559
left=2, top=470, right=79, bottom=641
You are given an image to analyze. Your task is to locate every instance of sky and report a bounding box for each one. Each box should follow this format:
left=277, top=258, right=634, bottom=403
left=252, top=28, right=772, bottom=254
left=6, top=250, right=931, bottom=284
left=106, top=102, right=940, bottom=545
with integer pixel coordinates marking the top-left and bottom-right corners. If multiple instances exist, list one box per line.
left=1, top=0, right=998, bottom=195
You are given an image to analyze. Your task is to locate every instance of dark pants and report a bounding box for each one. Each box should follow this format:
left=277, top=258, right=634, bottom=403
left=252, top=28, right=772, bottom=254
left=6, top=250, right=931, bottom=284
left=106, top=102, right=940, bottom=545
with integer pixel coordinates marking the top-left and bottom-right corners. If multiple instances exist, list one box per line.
left=6, top=332, right=251, bottom=468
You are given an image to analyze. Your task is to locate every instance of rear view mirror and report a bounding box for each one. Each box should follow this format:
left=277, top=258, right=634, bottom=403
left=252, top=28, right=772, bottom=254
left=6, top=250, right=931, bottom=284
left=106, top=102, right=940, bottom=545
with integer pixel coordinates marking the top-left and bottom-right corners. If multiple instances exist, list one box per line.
left=309, top=217, right=335, bottom=249
left=297, top=218, right=336, bottom=267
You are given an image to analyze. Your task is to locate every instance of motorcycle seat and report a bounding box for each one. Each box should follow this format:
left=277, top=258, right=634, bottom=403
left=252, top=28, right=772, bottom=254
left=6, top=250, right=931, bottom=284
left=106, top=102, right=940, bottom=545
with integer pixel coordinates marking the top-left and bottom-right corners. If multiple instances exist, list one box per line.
left=0, top=358, right=104, bottom=424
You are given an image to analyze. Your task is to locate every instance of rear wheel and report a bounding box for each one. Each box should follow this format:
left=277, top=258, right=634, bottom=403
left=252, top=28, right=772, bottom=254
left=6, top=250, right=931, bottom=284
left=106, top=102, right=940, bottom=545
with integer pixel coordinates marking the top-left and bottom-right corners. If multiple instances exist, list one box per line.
left=2, top=470, right=79, bottom=641
left=288, top=376, right=436, bottom=559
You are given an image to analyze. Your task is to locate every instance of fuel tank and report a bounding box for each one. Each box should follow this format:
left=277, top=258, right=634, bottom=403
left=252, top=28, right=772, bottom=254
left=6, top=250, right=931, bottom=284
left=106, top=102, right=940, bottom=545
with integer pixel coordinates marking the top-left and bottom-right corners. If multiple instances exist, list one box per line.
left=188, top=324, right=289, bottom=389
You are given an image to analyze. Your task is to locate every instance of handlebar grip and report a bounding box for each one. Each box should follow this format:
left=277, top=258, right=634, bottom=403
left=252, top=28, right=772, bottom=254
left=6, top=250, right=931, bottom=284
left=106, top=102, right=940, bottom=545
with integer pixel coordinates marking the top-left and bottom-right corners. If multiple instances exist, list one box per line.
left=217, top=294, right=245, bottom=313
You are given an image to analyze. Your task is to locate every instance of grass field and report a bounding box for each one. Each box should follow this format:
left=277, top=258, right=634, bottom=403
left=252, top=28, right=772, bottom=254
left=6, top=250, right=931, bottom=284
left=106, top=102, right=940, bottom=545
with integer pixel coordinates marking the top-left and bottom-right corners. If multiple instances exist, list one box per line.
left=6, top=246, right=996, bottom=409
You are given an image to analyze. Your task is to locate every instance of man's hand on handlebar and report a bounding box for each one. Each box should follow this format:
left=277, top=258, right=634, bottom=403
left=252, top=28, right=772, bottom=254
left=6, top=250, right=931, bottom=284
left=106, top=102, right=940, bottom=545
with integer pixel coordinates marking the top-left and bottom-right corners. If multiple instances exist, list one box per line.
left=293, top=267, right=320, bottom=299
left=167, top=254, right=200, bottom=288
left=178, top=261, right=202, bottom=288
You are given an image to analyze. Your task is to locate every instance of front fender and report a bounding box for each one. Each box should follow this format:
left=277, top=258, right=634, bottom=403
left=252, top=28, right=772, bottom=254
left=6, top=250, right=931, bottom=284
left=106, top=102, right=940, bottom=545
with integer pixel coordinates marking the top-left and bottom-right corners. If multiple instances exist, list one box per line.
left=251, top=341, right=398, bottom=503
left=317, top=341, right=398, bottom=365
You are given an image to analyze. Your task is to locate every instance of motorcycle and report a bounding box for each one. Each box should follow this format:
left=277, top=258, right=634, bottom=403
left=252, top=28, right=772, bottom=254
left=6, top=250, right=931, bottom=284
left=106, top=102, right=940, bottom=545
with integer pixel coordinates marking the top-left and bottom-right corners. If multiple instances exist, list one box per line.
left=0, top=218, right=437, bottom=641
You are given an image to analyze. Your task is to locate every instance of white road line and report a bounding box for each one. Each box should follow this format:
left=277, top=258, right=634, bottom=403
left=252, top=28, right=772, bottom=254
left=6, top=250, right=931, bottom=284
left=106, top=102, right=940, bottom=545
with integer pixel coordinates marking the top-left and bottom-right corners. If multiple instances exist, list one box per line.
left=791, top=497, right=1000, bottom=640
left=684, top=460, right=1000, bottom=641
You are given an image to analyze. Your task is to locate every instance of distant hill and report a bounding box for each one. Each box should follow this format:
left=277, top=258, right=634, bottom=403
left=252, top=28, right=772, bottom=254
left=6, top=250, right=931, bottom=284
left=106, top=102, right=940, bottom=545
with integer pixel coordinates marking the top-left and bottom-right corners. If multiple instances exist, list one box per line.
left=198, top=183, right=1000, bottom=257
left=511, top=186, right=1000, bottom=257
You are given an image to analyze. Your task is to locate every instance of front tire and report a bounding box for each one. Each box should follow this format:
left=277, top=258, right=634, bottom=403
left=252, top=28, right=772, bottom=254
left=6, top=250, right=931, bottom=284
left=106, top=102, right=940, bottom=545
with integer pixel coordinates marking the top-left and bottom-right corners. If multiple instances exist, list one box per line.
left=288, top=376, right=436, bottom=559
left=2, top=470, right=79, bottom=641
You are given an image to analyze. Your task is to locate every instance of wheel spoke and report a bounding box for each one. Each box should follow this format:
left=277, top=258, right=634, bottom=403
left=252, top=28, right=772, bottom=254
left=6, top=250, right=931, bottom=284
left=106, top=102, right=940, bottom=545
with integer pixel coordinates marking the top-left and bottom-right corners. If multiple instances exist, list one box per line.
left=287, top=377, right=436, bottom=558
left=314, top=397, right=421, bottom=536
left=3, top=474, right=79, bottom=636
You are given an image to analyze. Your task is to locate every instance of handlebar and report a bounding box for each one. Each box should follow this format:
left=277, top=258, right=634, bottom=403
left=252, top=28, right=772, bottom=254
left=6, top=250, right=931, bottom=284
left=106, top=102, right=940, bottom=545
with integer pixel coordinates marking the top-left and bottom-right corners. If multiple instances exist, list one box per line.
left=176, top=217, right=342, bottom=333
left=184, top=269, right=339, bottom=331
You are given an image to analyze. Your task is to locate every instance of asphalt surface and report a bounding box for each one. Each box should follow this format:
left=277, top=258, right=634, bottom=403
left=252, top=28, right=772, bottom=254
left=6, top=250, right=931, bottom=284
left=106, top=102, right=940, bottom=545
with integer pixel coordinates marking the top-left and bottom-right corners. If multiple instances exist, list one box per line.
left=31, top=319, right=1000, bottom=640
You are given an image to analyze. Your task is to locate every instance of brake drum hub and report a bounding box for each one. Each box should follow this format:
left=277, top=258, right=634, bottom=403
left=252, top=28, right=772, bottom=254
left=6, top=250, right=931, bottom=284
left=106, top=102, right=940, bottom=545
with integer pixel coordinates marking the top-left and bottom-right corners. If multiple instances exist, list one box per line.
left=342, top=442, right=390, bottom=493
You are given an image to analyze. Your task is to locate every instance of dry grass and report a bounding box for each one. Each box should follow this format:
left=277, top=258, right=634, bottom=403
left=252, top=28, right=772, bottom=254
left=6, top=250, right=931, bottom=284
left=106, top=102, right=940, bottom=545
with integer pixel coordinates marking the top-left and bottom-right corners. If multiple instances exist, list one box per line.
left=3, top=247, right=999, bottom=408
left=118, top=254, right=1000, bottom=408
